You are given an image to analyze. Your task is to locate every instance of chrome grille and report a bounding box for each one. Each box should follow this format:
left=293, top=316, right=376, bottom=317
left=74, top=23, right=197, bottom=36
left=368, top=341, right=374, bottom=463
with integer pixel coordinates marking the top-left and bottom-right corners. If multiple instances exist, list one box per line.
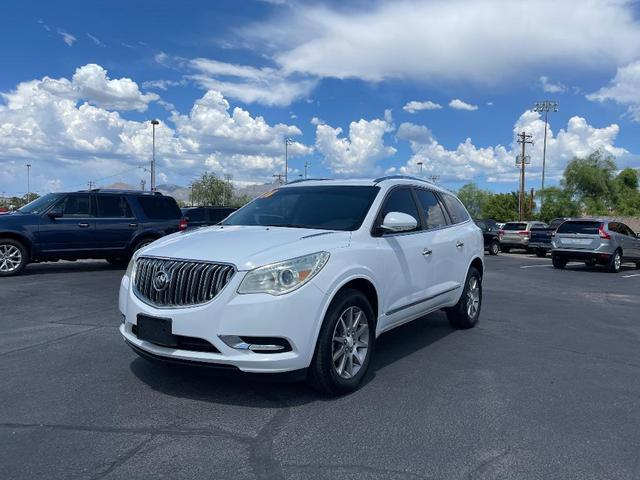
left=133, top=257, right=235, bottom=308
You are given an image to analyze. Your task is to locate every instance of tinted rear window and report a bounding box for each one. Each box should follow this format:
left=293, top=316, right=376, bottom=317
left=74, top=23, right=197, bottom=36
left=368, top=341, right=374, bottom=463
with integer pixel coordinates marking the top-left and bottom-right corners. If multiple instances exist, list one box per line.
left=556, top=221, right=600, bottom=234
left=184, top=208, right=206, bottom=221
left=503, top=223, right=527, bottom=230
left=137, top=196, right=182, bottom=220
left=209, top=208, right=236, bottom=223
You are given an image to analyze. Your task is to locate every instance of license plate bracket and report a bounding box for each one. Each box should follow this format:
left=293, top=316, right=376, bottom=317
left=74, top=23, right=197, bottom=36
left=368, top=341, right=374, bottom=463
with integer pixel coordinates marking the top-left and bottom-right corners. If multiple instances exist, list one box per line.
left=136, top=314, right=177, bottom=347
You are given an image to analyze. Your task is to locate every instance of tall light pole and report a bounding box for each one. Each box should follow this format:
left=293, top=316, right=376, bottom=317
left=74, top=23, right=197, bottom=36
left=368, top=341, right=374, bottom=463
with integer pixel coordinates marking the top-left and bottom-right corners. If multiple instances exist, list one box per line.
left=416, top=161, right=423, bottom=176
left=284, top=138, right=293, bottom=183
left=26, top=164, right=31, bottom=203
left=150, top=119, right=160, bottom=191
left=533, top=100, right=558, bottom=211
left=304, top=161, right=311, bottom=179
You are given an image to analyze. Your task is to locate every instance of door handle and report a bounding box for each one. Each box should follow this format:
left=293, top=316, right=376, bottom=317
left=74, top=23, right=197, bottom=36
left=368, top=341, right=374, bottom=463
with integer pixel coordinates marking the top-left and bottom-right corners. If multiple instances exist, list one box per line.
left=422, top=248, right=433, bottom=256
left=128, top=223, right=138, bottom=227
left=78, top=223, right=90, bottom=228
left=456, top=241, right=464, bottom=248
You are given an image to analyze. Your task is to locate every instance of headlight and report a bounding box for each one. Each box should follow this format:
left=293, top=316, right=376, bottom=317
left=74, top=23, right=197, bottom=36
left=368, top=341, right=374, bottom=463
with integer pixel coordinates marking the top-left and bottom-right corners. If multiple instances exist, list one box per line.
left=238, top=252, right=330, bottom=296
left=125, top=255, right=138, bottom=280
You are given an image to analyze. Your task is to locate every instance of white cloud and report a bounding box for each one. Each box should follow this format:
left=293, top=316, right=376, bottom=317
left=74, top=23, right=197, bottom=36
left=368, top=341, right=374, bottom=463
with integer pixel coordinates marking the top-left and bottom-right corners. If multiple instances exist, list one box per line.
left=57, top=29, right=76, bottom=47
left=187, top=57, right=317, bottom=106
left=587, top=60, right=640, bottom=121
left=449, top=99, right=478, bottom=111
left=87, top=33, right=106, bottom=47
left=315, top=112, right=395, bottom=175
left=0, top=65, right=312, bottom=194
left=310, top=116, right=324, bottom=125
left=394, top=112, right=626, bottom=183
left=403, top=100, right=442, bottom=113
left=539, top=75, right=566, bottom=93
left=246, top=0, right=640, bottom=85
left=142, top=79, right=187, bottom=91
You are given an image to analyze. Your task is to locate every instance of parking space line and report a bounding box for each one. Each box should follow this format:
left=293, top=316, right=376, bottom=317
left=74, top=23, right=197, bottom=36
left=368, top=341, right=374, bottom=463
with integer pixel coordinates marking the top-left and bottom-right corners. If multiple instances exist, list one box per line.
left=621, top=274, right=640, bottom=278
left=520, top=265, right=553, bottom=269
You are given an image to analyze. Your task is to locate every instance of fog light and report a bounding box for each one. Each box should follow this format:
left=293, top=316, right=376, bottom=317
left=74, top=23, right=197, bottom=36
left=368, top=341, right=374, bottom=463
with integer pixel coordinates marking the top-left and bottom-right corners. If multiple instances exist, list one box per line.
left=220, top=335, right=291, bottom=353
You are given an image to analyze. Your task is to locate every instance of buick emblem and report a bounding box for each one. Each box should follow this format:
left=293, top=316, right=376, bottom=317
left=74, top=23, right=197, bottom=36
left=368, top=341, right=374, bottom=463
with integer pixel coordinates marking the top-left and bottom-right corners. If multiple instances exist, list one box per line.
left=152, top=268, right=171, bottom=292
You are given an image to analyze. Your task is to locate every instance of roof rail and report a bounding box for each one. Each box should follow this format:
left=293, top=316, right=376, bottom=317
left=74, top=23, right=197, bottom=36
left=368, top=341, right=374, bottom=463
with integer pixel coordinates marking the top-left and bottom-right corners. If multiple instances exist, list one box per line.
left=285, top=178, right=332, bottom=185
left=373, top=175, right=434, bottom=185
left=78, top=189, right=163, bottom=195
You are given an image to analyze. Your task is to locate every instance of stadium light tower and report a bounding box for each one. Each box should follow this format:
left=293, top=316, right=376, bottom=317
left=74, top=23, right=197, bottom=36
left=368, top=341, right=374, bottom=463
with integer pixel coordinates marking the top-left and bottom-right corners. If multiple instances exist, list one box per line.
left=533, top=100, right=558, bottom=210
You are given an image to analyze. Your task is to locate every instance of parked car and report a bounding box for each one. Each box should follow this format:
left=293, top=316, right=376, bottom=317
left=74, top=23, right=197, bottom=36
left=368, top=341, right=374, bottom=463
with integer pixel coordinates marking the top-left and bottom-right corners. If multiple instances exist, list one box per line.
left=475, top=219, right=500, bottom=255
left=528, top=218, right=570, bottom=257
left=551, top=219, right=640, bottom=272
left=0, top=190, right=187, bottom=277
left=181, top=206, right=237, bottom=228
left=498, top=221, right=548, bottom=253
left=119, top=176, right=485, bottom=394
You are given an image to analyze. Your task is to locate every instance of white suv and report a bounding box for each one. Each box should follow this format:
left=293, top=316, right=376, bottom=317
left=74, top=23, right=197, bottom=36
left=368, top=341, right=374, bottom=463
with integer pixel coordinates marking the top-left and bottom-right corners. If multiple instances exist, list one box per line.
left=119, top=176, right=484, bottom=394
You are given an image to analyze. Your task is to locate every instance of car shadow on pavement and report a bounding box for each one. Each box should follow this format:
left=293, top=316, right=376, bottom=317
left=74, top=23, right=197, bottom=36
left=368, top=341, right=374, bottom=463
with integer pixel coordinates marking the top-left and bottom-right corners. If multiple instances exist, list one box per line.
left=128, top=311, right=454, bottom=406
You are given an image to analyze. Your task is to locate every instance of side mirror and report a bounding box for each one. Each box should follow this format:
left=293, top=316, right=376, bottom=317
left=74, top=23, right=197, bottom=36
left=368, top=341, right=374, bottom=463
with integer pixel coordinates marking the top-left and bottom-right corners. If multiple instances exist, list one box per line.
left=380, top=212, right=417, bottom=233
left=47, top=208, right=63, bottom=220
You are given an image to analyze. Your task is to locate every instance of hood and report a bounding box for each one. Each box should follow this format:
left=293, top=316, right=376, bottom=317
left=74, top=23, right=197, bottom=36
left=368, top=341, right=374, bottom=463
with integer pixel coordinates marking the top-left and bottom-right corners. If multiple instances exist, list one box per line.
left=0, top=211, right=37, bottom=225
left=140, top=225, right=351, bottom=271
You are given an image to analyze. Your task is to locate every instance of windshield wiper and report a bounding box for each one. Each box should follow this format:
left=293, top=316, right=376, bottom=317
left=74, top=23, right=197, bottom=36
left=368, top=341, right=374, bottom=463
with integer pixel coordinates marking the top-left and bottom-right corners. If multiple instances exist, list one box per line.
left=265, top=223, right=310, bottom=229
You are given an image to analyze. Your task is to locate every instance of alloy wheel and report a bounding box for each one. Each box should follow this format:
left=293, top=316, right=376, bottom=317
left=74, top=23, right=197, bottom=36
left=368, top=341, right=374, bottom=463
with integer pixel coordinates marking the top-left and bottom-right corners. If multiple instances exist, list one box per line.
left=615, top=252, right=621, bottom=271
left=331, top=306, right=369, bottom=379
left=0, top=244, right=22, bottom=273
left=466, top=276, right=481, bottom=318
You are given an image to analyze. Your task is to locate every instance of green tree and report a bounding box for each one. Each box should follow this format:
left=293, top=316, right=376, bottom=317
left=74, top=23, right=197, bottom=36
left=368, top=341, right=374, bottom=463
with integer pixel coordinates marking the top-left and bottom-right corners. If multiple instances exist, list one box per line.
left=457, top=183, right=492, bottom=219
left=613, top=168, right=640, bottom=215
left=191, top=173, right=234, bottom=206
left=537, top=187, right=579, bottom=222
left=481, top=191, right=535, bottom=222
left=563, top=150, right=616, bottom=215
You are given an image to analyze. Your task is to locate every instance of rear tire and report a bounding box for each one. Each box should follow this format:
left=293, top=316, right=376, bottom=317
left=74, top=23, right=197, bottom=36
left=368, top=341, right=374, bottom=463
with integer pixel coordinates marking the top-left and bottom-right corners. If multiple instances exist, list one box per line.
left=489, top=240, right=499, bottom=256
left=0, top=239, right=28, bottom=277
left=307, top=289, right=375, bottom=395
left=535, top=249, right=546, bottom=258
left=133, top=237, right=156, bottom=253
left=446, top=267, right=482, bottom=329
left=552, top=254, right=567, bottom=269
left=607, top=249, right=622, bottom=273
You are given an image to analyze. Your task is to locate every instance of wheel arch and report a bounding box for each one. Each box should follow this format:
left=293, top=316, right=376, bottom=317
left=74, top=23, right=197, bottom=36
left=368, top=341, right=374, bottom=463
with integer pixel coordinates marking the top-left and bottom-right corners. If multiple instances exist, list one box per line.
left=0, top=232, right=33, bottom=258
left=469, top=255, right=484, bottom=278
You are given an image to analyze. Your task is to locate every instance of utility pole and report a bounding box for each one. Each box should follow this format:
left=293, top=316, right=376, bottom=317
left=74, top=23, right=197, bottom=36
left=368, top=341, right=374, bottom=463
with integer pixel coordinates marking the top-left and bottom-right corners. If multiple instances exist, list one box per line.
left=284, top=138, right=293, bottom=183
left=150, top=119, right=160, bottom=191
left=87, top=181, right=95, bottom=191
left=273, top=173, right=285, bottom=185
left=516, top=131, right=533, bottom=221
left=140, top=179, right=146, bottom=191
left=304, top=161, right=311, bottom=179
left=26, top=164, right=31, bottom=203
left=417, top=161, right=423, bottom=176
left=533, top=101, right=559, bottom=211
left=224, top=174, right=233, bottom=206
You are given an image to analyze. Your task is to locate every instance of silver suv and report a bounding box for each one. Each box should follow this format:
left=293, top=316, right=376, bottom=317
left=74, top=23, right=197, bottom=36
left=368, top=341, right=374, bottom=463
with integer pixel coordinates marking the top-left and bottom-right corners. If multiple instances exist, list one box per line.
left=551, top=220, right=640, bottom=273
left=498, top=221, right=547, bottom=253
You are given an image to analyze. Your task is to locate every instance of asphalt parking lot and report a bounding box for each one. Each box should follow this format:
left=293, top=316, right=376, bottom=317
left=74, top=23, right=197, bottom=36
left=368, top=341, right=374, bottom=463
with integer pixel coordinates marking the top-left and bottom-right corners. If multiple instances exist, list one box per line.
left=1, top=254, right=639, bottom=480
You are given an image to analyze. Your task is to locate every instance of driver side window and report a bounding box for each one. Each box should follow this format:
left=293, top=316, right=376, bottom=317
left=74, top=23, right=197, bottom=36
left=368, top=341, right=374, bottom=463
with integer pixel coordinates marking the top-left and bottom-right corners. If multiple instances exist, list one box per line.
left=379, top=188, right=421, bottom=233
left=55, top=195, right=93, bottom=218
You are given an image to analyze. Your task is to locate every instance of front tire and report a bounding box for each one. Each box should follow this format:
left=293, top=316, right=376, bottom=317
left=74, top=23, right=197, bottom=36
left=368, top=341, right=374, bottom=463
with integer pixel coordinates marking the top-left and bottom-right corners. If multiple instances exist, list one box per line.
left=489, top=240, right=499, bottom=256
left=307, top=289, right=375, bottom=395
left=446, top=267, right=482, bottom=329
left=0, top=239, right=28, bottom=277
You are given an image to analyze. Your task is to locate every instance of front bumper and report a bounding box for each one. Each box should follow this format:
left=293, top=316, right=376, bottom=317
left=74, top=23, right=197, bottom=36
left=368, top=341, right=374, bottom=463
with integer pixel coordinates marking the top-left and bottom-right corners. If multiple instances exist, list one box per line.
left=118, top=272, right=328, bottom=374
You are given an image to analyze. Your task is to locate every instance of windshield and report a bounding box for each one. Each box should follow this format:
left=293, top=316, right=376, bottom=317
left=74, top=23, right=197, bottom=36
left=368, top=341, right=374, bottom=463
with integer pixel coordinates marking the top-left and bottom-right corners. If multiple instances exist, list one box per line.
left=223, top=185, right=380, bottom=231
left=18, top=193, right=64, bottom=214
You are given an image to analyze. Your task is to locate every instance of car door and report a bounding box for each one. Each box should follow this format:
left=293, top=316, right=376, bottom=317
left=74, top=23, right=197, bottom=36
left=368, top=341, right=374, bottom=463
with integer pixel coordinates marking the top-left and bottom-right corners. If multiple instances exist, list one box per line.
left=38, top=193, right=96, bottom=253
left=438, top=192, right=474, bottom=295
left=93, top=195, right=137, bottom=251
left=414, top=189, right=462, bottom=306
left=620, top=223, right=640, bottom=260
left=374, top=187, right=433, bottom=331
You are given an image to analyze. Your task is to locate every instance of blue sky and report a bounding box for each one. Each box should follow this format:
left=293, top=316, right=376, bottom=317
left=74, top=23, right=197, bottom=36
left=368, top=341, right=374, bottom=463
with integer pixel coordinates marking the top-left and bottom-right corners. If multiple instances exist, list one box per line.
left=1, top=0, right=640, bottom=196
